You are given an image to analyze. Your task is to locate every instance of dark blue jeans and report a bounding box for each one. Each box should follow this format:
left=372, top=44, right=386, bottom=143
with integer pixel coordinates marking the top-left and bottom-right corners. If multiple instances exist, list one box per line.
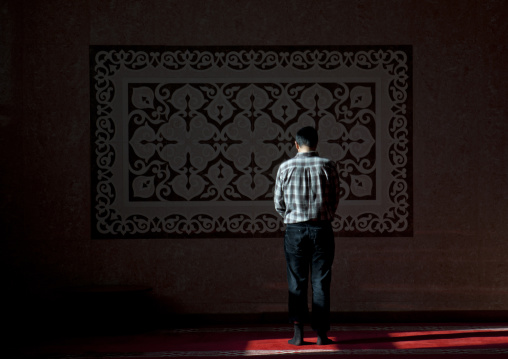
left=284, top=221, right=335, bottom=332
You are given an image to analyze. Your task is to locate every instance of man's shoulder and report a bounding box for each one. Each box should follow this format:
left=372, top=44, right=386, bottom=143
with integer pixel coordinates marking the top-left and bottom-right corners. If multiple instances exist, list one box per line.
left=302, top=154, right=336, bottom=166
left=279, top=155, right=336, bottom=169
left=277, top=157, right=296, bottom=172
left=321, top=157, right=338, bottom=167
left=315, top=156, right=335, bottom=164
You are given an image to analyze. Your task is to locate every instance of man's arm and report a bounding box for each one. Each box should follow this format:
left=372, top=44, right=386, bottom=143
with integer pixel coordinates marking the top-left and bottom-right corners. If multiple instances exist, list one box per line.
left=274, top=167, right=286, bottom=218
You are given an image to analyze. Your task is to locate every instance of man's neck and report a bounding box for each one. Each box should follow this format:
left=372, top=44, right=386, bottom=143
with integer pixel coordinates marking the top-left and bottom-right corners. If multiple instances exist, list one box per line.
left=297, top=145, right=316, bottom=153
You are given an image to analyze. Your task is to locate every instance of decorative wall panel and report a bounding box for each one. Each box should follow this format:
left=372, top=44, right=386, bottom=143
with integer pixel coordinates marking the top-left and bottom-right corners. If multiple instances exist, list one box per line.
left=90, top=46, right=413, bottom=238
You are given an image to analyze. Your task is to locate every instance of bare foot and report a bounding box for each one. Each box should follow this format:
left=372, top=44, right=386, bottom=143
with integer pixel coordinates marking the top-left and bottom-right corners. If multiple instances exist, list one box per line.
left=316, top=336, right=334, bottom=345
left=288, top=323, right=304, bottom=346
left=317, top=330, right=334, bottom=345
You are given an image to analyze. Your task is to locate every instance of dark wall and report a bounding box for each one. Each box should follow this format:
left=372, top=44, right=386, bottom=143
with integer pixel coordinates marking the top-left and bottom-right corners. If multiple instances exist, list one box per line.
left=1, top=0, right=507, bottom=328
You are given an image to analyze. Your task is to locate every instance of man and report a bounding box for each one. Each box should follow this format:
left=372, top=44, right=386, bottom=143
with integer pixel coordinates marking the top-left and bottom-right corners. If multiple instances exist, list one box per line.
left=274, top=126, right=340, bottom=346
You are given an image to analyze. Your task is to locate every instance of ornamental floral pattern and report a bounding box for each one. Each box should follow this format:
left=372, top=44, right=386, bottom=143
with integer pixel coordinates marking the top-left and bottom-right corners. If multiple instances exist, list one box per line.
left=90, top=46, right=412, bottom=238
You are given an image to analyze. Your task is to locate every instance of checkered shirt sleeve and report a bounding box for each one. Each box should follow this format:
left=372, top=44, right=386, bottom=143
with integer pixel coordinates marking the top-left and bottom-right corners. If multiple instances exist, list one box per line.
left=274, top=152, right=340, bottom=224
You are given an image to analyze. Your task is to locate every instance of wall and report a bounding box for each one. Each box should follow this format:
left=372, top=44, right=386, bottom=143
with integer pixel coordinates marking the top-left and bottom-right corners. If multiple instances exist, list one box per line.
left=2, top=0, right=507, bottom=329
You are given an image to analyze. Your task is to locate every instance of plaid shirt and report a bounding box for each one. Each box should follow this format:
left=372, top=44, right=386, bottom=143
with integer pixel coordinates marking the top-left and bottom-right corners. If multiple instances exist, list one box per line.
left=274, top=151, right=340, bottom=224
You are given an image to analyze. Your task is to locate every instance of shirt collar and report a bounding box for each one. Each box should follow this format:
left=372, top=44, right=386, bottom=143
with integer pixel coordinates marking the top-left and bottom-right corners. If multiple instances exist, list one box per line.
left=295, top=151, right=319, bottom=158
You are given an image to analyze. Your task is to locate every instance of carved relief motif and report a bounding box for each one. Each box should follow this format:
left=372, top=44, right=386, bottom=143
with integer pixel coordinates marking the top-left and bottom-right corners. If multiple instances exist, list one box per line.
left=90, top=47, right=412, bottom=238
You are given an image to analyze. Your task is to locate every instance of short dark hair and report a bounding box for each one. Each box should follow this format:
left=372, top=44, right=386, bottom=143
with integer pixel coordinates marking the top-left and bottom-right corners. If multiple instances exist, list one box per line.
left=295, top=126, right=318, bottom=149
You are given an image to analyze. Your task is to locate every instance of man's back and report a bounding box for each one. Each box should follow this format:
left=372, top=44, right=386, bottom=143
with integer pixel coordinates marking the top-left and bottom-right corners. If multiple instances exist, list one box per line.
left=274, top=151, right=340, bottom=224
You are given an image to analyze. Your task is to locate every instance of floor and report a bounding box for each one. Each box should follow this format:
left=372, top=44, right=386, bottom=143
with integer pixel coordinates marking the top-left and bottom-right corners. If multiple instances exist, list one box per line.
left=16, top=323, right=508, bottom=358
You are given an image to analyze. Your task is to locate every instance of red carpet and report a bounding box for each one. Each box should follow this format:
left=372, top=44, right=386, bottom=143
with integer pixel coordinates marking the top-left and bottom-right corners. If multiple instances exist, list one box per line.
left=22, top=324, right=508, bottom=358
